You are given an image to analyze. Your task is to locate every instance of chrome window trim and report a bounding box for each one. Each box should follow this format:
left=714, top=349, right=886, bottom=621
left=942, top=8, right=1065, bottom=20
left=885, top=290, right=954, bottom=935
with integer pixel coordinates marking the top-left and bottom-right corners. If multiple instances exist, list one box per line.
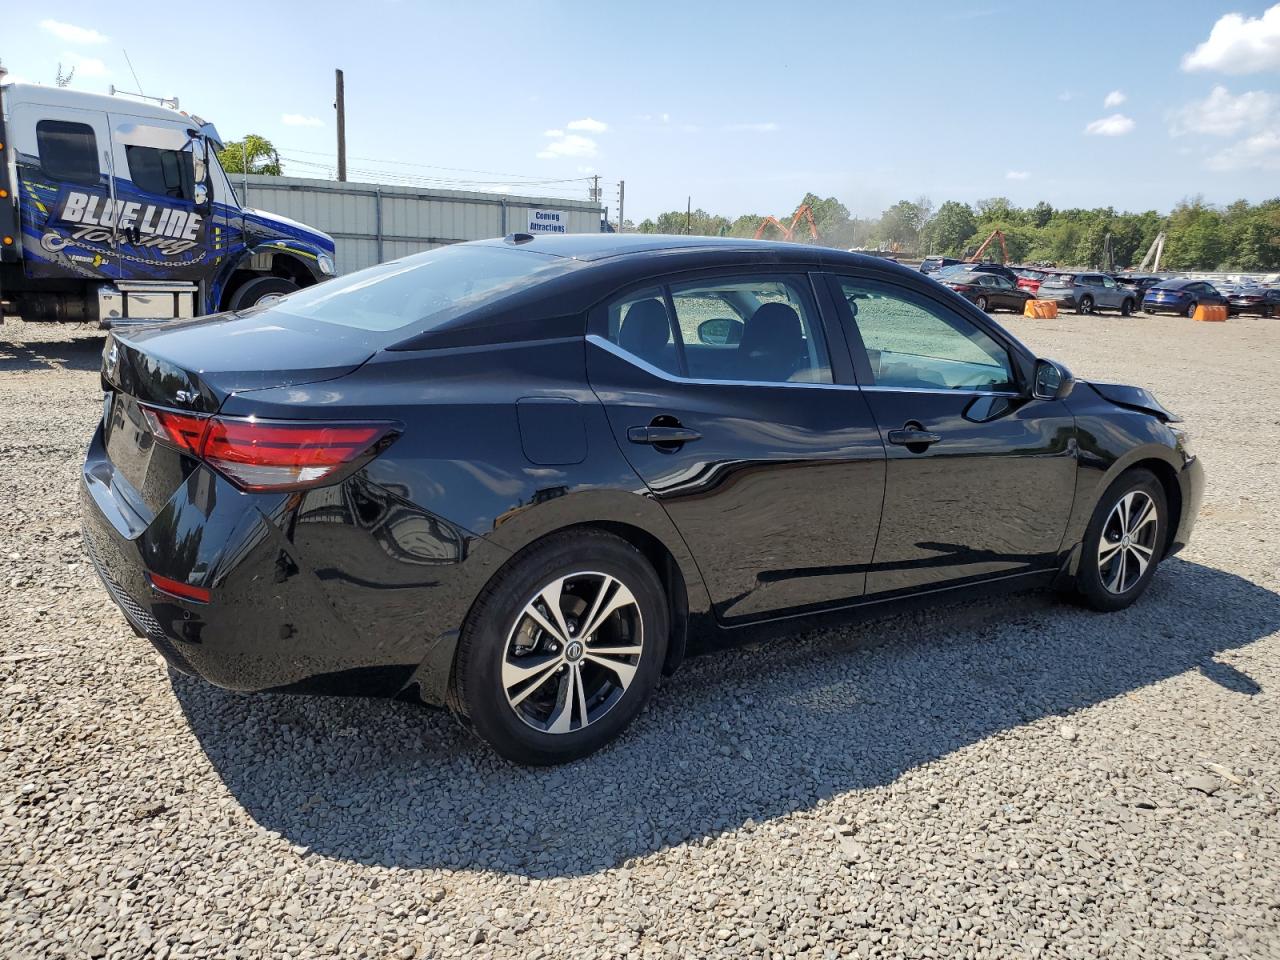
left=586, top=334, right=858, bottom=391
left=587, top=335, right=1024, bottom=398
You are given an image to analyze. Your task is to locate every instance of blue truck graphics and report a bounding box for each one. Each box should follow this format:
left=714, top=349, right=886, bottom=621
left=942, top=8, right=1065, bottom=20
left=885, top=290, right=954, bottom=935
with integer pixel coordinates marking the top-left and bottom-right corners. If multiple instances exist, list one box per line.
left=0, top=80, right=335, bottom=324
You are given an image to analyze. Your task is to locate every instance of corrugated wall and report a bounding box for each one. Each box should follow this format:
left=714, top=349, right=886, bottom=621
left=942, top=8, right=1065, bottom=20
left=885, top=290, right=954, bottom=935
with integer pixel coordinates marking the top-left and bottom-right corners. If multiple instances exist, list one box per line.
left=236, top=175, right=604, bottom=273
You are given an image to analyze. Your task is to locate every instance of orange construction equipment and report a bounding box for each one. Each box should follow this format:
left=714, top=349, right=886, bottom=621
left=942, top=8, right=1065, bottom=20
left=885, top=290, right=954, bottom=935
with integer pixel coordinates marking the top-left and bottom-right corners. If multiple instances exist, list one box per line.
left=1024, top=299, right=1058, bottom=319
left=1193, top=304, right=1228, bottom=322
left=753, top=203, right=820, bottom=242
left=967, top=229, right=1009, bottom=264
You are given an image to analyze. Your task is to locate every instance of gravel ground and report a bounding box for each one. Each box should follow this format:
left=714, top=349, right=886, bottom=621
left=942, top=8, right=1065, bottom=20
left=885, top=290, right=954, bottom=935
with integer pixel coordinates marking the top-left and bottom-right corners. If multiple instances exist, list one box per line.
left=1, top=311, right=1278, bottom=960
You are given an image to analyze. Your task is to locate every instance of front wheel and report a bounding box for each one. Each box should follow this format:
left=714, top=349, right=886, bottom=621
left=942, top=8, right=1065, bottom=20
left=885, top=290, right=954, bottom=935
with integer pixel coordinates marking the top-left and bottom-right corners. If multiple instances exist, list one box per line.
left=228, top=276, right=300, bottom=311
left=1077, top=295, right=1094, bottom=315
left=454, top=530, right=668, bottom=764
left=1074, top=468, right=1167, bottom=612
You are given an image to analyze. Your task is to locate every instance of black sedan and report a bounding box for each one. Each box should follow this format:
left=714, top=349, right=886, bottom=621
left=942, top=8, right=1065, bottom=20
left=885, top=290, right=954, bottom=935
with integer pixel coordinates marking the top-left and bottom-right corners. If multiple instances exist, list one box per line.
left=938, top=271, right=1035, bottom=313
left=1142, top=278, right=1230, bottom=317
left=1226, top=286, right=1280, bottom=317
left=82, top=235, right=1203, bottom=764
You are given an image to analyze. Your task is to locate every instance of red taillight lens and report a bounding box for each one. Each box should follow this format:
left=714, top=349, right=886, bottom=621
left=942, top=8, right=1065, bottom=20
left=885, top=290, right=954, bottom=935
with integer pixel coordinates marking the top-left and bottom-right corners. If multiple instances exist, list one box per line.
left=202, top=419, right=392, bottom=490
left=141, top=405, right=396, bottom=491
left=951, top=283, right=974, bottom=292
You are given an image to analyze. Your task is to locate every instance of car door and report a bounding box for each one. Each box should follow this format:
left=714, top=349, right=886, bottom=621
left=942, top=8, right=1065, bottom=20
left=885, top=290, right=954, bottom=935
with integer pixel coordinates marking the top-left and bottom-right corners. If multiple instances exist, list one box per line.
left=1098, top=275, right=1123, bottom=309
left=8, top=98, right=119, bottom=279
left=989, top=275, right=1020, bottom=310
left=585, top=269, right=887, bottom=623
left=826, top=273, right=1078, bottom=596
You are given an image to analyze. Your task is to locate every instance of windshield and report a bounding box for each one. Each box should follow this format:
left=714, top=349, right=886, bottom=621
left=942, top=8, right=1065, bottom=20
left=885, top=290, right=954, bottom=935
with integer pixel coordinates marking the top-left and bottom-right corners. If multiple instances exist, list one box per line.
left=266, top=244, right=575, bottom=332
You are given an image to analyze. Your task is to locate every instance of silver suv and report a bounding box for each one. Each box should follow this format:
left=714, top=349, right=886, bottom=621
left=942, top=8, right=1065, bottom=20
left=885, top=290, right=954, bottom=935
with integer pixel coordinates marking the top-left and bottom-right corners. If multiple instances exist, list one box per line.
left=1036, top=272, right=1138, bottom=316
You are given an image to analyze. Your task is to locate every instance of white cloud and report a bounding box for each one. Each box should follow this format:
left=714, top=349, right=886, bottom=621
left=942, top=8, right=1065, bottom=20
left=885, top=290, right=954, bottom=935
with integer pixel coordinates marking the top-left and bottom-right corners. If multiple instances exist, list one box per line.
left=724, top=122, right=779, bottom=133
left=661, top=112, right=670, bottom=123
left=40, top=19, right=107, bottom=44
left=566, top=117, right=608, bottom=133
left=536, top=134, right=597, bottom=159
left=1170, top=85, right=1276, bottom=136
left=61, top=53, right=109, bottom=79
left=1207, top=130, right=1280, bottom=170
left=281, top=114, right=323, bottom=128
left=1084, top=113, right=1135, bottom=136
left=1182, top=4, right=1280, bottom=74
left=1103, top=89, right=1127, bottom=108
left=1005, top=170, right=1031, bottom=180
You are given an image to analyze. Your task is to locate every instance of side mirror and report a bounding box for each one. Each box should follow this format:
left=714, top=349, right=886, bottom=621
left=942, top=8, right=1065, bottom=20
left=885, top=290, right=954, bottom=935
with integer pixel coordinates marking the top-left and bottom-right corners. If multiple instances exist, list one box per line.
left=1033, top=358, right=1075, bottom=401
left=698, top=317, right=744, bottom=346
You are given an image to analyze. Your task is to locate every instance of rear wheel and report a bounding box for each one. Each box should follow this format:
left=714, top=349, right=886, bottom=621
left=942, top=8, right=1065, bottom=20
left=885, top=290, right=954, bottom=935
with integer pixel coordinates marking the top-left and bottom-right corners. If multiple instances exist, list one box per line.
left=454, top=530, right=668, bottom=764
left=1074, top=468, right=1167, bottom=612
left=1185, top=301, right=1198, bottom=318
left=228, top=276, right=299, bottom=311
left=1077, top=295, right=1094, bottom=315
left=974, top=295, right=989, bottom=312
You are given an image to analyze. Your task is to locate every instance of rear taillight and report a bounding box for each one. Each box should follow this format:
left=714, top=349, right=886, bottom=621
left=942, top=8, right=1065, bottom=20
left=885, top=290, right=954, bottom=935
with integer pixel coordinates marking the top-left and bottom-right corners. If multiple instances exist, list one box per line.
left=141, top=405, right=397, bottom=491
left=950, top=283, right=974, bottom=292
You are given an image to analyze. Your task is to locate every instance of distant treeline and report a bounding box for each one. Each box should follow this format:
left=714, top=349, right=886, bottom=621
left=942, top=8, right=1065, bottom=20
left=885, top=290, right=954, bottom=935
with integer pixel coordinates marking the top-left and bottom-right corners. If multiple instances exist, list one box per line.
left=634, top=193, right=1280, bottom=271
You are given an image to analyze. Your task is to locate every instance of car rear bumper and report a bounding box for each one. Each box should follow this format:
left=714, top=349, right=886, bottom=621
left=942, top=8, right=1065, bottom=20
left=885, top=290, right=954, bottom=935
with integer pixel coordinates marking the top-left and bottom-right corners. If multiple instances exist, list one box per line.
left=80, top=424, right=505, bottom=702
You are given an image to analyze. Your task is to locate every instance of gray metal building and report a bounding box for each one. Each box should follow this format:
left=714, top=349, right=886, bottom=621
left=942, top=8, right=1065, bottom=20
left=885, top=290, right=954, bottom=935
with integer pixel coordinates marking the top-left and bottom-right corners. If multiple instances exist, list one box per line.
left=236, top=174, right=604, bottom=273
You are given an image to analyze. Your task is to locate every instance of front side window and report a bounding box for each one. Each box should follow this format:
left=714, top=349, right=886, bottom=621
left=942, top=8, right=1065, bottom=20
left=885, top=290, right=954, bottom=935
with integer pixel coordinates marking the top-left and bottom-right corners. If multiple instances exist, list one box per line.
left=126, top=145, right=195, bottom=200
left=602, top=275, right=832, bottom=385
left=36, top=120, right=100, bottom=185
left=838, top=279, right=1016, bottom=393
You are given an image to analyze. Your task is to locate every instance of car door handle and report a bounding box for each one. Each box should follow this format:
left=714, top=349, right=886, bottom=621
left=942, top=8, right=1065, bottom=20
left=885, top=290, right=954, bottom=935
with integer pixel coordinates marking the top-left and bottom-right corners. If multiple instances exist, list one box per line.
left=887, top=428, right=942, bottom=447
left=627, top=425, right=702, bottom=445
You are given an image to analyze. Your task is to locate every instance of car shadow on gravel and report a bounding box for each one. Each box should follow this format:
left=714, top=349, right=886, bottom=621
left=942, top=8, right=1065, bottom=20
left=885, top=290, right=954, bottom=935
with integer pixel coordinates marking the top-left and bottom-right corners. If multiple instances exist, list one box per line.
left=0, top=332, right=104, bottom=372
left=173, top=557, right=1278, bottom=878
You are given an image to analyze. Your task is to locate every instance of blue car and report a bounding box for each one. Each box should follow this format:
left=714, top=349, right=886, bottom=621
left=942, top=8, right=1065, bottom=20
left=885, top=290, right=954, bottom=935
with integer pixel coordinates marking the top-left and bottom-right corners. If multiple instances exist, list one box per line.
left=1143, top=279, right=1230, bottom=317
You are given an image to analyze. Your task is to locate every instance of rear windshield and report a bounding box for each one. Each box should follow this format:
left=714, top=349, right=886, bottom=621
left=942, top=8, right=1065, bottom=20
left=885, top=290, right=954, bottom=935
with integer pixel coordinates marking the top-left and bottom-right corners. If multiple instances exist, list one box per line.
left=266, top=244, right=576, bottom=332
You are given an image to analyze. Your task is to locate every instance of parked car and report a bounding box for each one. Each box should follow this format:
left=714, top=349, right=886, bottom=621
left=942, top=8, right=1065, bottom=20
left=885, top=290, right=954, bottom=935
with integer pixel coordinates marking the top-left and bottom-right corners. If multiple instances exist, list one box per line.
left=1114, top=274, right=1165, bottom=305
left=1142, top=279, right=1230, bottom=317
left=1015, top=269, right=1050, bottom=295
left=933, top=261, right=1022, bottom=285
left=941, top=271, right=1035, bottom=312
left=919, top=256, right=961, bottom=274
left=1036, top=273, right=1138, bottom=315
left=82, top=234, right=1203, bottom=764
left=1226, top=285, right=1280, bottom=317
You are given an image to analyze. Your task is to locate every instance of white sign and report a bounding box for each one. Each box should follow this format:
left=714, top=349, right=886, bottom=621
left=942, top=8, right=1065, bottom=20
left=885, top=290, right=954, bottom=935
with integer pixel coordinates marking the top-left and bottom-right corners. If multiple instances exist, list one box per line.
left=528, top=209, right=568, bottom=234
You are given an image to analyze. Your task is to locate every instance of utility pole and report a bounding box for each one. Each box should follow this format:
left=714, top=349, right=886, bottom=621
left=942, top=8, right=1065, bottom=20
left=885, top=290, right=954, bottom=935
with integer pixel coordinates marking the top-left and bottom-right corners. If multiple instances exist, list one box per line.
left=591, top=174, right=600, bottom=204
left=686, top=196, right=691, bottom=235
left=617, top=180, right=625, bottom=234
left=335, top=68, right=347, bottom=182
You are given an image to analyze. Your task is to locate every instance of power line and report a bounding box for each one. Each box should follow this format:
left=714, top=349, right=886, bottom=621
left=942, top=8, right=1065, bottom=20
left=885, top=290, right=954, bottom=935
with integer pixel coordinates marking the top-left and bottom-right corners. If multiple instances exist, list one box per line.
left=280, top=146, right=596, bottom=184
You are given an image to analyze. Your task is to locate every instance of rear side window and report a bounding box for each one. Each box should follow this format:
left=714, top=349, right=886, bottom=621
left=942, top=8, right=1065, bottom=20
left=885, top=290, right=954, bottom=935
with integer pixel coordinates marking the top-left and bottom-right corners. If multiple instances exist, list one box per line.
left=600, top=275, right=832, bottom=385
left=269, top=244, right=576, bottom=332
left=126, top=145, right=194, bottom=199
left=36, top=120, right=100, bottom=185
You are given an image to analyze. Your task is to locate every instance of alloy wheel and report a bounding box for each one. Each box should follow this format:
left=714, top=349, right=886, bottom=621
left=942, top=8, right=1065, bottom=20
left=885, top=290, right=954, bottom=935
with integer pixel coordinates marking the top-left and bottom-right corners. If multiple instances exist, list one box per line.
left=1097, top=491, right=1159, bottom=595
left=501, top=572, right=644, bottom=734
left=975, top=296, right=988, bottom=311
left=1079, top=296, right=1093, bottom=315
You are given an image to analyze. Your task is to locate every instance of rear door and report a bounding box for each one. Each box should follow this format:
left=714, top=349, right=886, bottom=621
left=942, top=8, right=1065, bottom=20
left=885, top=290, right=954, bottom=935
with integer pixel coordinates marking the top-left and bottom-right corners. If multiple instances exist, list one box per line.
left=8, top=98, right=118, bottom=279
left=586, top=268, right=887, bottom=623
left=826, top=273, right=1077, bottom=596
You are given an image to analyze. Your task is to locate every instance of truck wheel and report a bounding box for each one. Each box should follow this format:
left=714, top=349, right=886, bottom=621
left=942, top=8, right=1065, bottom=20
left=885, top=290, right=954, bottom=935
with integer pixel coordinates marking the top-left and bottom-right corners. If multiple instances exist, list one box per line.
left=228, top=277, right=299, bottom=311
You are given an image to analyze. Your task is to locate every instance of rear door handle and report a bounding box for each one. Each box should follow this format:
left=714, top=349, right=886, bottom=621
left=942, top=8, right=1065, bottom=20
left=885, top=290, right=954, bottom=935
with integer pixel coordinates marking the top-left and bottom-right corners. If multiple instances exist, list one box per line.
left=627, top=425, right=702, bottom=445
left=887, top=428, right=942, bottom=447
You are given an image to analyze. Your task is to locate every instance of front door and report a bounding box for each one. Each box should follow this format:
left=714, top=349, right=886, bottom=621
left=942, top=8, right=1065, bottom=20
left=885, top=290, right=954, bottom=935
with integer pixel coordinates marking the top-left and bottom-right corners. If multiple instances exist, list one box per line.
left=829, top=274, right=1078, bottom=596
left=586, top=269, right=886, bottom=623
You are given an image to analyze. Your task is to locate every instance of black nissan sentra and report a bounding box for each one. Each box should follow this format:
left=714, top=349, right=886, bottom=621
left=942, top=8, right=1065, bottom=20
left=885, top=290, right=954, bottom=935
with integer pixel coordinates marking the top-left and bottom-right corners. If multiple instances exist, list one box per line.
left=82, top=235, right=1203, bottom=764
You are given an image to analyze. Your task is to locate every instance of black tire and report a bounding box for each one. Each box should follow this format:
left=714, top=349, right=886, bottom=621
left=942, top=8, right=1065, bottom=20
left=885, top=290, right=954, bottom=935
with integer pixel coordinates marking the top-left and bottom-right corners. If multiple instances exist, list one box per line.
left=1077, top=295, right=1094, bottom=315
left=1120, top=298, right=1134, bottom=317
left=974, top=295, right=989, bottom=312
left=228, top=276, right=299, bottom=311
left=1074, top=468, right=1168, bottom=612
left=454, top=529, right=668, bottom=765
left=1185, top=301, right=1198, bottom=319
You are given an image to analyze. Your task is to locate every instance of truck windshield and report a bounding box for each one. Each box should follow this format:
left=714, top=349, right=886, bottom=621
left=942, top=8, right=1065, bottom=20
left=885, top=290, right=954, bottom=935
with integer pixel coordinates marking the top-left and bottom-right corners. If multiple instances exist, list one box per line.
left=267, top=245, right=576, bottom=332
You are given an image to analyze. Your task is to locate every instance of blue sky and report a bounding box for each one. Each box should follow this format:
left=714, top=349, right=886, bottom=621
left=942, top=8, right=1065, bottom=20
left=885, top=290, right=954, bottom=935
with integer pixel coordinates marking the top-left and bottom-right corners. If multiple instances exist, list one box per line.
left=8, top=1, right=1280, bottom=221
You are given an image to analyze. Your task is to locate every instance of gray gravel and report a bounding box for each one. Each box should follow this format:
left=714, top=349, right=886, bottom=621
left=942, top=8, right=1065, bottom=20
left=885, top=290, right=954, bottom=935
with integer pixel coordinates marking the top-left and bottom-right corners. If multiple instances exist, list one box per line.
left=2, top=312, right=1278, bottom=959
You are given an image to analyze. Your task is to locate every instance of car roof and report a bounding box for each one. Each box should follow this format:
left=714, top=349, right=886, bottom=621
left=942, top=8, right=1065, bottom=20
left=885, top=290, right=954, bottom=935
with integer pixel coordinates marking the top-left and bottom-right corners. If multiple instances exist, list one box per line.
left=1156, top=278, right=1195, bottom=288
left=472, top=233, right=808, bottom=262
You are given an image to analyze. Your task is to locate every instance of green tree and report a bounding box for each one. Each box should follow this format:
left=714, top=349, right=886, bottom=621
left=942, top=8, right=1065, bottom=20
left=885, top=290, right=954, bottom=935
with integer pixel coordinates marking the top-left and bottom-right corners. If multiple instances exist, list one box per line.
left=877, top=198, right=931, bottom=250
left=218, top=134, right=283, bottom=176
left=920, top=201, right=976, bottom=256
